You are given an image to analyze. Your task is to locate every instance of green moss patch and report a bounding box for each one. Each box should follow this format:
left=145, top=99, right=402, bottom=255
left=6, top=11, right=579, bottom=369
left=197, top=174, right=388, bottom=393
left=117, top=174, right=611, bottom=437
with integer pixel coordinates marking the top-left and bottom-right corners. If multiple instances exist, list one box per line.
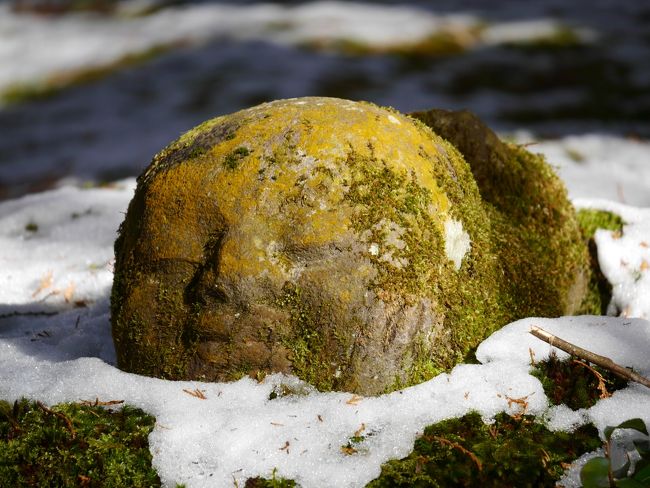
left=223, top=146, right=251, bottom=170
left=576, top=208, right=624, bottom=314
left=531, top=352, right=628, bottom=410
left=367, top=411, right=601, bottom=488
left=245, top=469, right=297, bottom=487
left=577, top=208, right=624, bottom=239
left=0, top=398, right=160, bottom=487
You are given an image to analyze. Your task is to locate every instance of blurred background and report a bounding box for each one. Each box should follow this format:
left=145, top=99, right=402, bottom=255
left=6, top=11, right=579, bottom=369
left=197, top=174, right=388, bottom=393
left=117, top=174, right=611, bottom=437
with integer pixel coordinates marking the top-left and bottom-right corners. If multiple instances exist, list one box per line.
left=1, top=0, right=649, bottom=199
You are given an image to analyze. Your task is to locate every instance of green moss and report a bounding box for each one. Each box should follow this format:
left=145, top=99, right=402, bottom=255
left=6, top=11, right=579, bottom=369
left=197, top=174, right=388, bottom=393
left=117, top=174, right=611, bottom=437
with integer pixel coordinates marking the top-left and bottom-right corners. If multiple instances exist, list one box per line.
left=575, top=208, right=624, bottom=315
left=223, top=146, right=251, bottom=170
left=244, top=469, right=297, bottom=487
left=576, top=208, right=624, bottom=239
left=24, top=222, right=38, bottom=233
left=367, top=412, right=601, bottom=487
left=340, top=144, right=509, bottom=388
left=410, top=107, right=591, bottom=368
left=531, top=352, right=628, bottom=410
left=274, top=284, right=329, bottom=390
left=0, top=398, right=160, bottom=487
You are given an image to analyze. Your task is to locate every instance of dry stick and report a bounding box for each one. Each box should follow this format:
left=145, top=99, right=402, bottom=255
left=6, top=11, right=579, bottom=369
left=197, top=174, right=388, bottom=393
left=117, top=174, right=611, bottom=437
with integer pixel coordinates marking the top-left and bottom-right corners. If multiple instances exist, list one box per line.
left=37, top=401, right=76, bottom=439
left=530, top=326, right=650, bottom=389
left=431, top=435, right=483, bottom=471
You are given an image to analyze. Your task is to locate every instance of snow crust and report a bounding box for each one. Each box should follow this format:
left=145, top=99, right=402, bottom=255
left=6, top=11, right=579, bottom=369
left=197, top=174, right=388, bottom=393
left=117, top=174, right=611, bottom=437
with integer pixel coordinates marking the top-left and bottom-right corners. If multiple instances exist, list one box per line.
left=533, top=135, right=650, bottom=207
left=0, top=167, right=649, bottom=486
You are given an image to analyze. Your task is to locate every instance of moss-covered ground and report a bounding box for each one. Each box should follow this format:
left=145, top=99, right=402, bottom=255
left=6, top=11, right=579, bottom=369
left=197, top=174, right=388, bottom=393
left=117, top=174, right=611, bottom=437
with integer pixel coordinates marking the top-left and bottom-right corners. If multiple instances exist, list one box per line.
left=0, top=399, right=162, bottom=487
left=531, top=352, right=628, bottom=410
left=367, top=412, right=600, bottom=487
left=362, top=342, right=627, bottom=487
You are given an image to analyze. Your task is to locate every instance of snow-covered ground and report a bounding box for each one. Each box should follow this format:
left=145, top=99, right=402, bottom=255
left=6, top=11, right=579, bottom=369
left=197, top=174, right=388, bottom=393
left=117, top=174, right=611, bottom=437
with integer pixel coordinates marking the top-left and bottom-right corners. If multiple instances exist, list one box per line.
left=0, top=132, right=649, bottom=487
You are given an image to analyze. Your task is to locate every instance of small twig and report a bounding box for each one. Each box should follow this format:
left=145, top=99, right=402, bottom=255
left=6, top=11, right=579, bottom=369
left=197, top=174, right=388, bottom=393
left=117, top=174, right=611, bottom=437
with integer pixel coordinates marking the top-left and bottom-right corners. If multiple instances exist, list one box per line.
left=346, top=394, right=363, bottom=405
left=79, top=398, right=124, bottom=407
left=530, top=326, right=650, bottom=389
left=505, top=393, right=533, bottom=419
left=37, top=401, right=76, bottom=439
left=572, top=359, right=611, bottom=399
left=0, top=310, right=59, bottom=319
left=431, top=435, right=482, bottom=471
left=183, top=388, right=207, bottom=399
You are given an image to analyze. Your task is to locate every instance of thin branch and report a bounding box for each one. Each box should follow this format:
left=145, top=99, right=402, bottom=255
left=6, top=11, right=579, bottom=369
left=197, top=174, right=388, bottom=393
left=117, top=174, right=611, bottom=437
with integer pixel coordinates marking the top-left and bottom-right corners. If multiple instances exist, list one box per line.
left=530, top=326, right=650, bottom=389
left=430, top=435, right=483, bottom=471
left=37, top=401, right=76, bottom=439
left=0, top=310, right=59, bottom=319
left=572, top=359, right=611, bottom=399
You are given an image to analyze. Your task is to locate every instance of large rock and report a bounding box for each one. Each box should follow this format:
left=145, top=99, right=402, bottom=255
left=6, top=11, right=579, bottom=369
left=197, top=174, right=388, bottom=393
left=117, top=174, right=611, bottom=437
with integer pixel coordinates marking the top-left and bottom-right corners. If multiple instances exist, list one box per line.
left=111, top=97, right=590, bottom=395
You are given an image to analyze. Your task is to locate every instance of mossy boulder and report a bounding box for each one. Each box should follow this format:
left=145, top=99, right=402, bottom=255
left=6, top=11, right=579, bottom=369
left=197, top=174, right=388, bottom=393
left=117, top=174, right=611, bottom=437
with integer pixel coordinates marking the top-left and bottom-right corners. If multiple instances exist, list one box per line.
left=111, top=97, right=589, bottom=395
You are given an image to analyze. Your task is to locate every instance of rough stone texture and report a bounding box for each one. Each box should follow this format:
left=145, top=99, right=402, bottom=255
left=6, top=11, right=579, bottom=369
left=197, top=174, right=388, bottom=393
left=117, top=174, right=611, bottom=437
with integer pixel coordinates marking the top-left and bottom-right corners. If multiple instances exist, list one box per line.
left=111, top=97, right=590, bottom=395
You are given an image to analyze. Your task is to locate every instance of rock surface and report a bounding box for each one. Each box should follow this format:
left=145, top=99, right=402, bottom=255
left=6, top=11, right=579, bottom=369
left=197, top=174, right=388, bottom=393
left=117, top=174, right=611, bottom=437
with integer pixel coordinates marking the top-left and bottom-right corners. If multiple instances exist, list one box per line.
left=111, top=97, right=590, bottom=395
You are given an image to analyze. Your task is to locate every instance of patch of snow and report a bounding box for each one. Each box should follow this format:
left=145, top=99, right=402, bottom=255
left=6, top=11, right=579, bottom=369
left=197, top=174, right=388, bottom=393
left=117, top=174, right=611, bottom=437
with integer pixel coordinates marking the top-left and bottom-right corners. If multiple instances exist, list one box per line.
left=482, top=19, right=596, bottom=46
left=387, top=114, right=401, bottom=125
left=531, top=135, right=650, bottom=207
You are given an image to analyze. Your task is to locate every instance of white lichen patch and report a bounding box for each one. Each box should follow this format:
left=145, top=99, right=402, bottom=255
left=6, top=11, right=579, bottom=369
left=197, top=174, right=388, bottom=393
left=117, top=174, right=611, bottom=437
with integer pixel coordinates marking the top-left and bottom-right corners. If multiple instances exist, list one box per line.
left=373, top=220, right=409, bottom=268
left=380, top=252, right=409, bottom=269
left=444, top=218, right=470, bottom=270
left=369, top=243, right=380, bottom=256
left=381, top=220, right=407, bottom=250
left=265, top=240, right=281, bottom=264
left=387, top=115, right=401, bottom=125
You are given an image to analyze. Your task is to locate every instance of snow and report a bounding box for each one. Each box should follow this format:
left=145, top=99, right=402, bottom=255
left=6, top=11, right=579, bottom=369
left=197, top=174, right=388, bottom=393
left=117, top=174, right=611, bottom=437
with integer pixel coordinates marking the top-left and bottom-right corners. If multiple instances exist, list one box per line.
left=532, top=135, right=650, bottom=207
left=481, top=19, right=596, bottom=45
left=0, top=139, right=649, bottom=487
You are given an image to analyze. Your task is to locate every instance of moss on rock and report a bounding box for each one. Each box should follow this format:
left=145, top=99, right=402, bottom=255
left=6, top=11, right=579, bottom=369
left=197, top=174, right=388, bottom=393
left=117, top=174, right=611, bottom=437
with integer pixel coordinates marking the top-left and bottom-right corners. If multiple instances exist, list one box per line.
left=112, top=97, right=590, bottom=395
left=574, top=208, right=624, bottom=314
